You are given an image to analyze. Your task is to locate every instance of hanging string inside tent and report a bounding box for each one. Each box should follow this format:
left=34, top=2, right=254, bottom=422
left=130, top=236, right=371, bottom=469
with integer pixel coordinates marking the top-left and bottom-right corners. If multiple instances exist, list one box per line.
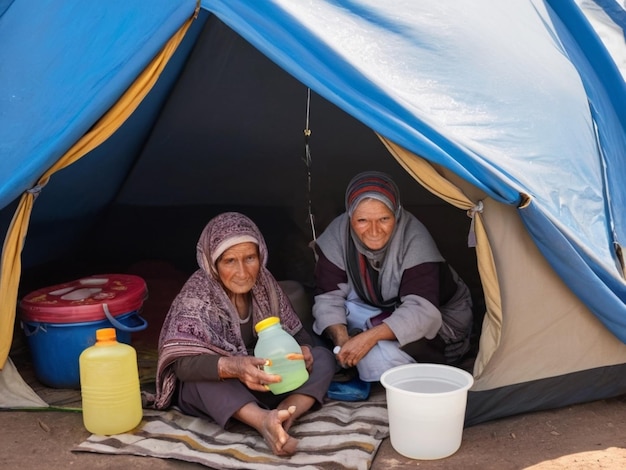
left=303, top=87, right=316, bottom=242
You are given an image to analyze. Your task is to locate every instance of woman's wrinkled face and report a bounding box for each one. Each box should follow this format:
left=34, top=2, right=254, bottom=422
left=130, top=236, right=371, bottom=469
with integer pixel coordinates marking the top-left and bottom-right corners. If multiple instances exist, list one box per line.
left=216, top=242, right=260, bottom=295
left=350, top=198, right=396, bottom=251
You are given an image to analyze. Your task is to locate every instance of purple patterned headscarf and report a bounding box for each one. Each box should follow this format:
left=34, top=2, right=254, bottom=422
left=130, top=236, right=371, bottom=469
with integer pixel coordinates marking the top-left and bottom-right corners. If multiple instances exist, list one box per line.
left=197, top=211, right=265, bottom=278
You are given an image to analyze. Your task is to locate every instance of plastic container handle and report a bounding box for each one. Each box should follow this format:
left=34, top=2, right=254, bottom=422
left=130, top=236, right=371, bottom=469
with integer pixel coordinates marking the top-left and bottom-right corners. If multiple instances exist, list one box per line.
left=21, top=321, right=45, bottom=337
left=102, top=304, right=148, bottom=333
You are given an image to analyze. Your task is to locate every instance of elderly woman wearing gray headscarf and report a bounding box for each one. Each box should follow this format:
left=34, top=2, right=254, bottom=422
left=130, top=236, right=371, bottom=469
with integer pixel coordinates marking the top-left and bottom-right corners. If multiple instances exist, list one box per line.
left=312, top=171, right=473, bottom=382
left=154, top=212, right=335, bottom=456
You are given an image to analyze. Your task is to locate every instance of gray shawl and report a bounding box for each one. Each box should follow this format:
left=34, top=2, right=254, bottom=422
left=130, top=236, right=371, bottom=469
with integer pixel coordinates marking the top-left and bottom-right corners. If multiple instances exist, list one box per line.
left=318, top=207, right=444, bottom=301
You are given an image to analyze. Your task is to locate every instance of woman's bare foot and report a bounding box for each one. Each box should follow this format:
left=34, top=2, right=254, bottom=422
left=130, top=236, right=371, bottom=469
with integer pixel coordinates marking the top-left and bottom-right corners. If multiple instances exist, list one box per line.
left=233, top=402, right=301, bottom=456
left=278, top=394, right=316, bottom=431
left=260, top=406, right=298, bottom=455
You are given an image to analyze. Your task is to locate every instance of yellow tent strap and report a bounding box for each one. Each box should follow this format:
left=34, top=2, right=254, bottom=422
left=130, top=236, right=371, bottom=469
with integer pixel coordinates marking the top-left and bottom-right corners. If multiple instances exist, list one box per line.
left=378, top=134, right=502, bottom=376
left=0, top=9, right=199, bottom=369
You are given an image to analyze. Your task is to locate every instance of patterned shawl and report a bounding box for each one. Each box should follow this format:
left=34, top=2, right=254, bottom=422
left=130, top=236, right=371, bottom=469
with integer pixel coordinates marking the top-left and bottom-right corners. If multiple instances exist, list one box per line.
left=153, top=212, right=303, bottom=409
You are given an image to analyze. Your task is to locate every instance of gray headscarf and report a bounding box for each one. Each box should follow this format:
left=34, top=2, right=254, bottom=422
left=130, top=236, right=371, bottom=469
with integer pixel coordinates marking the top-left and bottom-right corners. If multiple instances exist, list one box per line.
left=344, top=171, right=402, bottom=270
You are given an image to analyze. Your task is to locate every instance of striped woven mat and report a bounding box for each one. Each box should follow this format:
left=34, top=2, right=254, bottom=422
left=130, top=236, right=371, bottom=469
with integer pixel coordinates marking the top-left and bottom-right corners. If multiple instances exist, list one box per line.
left=73, top=389, right=389, bottom=470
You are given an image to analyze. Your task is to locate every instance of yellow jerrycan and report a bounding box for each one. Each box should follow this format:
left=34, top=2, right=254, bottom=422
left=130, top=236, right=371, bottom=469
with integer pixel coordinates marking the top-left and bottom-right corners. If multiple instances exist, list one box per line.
left=79, top=327, right=143, bottom=435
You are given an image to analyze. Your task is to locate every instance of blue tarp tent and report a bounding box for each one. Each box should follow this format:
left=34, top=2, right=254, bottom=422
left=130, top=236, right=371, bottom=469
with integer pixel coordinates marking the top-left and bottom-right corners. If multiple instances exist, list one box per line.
left=1, top=0, right=625, bottom=424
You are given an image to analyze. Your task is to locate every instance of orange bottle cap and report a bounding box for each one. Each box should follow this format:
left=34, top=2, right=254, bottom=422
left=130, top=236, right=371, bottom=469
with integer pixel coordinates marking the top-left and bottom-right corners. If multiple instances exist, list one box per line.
left=96, top=328, right=117, bottom=342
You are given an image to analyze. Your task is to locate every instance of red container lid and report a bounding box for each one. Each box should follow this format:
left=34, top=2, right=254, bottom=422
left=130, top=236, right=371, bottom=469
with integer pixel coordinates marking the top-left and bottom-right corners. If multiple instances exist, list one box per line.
left=19, top=274, right=147, bottom=324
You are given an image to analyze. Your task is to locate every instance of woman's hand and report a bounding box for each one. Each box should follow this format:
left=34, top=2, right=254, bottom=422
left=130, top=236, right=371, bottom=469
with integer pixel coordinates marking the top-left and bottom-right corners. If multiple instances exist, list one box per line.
left=335, top=332, right=373, bottom=368
left=300, top=345, right=313, bottom=372
left=336, top=323, right=395, bottom=368
left=217, top=356, right=281, bottom=392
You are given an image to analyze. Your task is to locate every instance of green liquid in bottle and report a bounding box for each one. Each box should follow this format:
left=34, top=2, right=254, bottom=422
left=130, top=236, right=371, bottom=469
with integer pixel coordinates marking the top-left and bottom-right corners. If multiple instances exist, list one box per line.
left=254, top=317, right=309, bottom=394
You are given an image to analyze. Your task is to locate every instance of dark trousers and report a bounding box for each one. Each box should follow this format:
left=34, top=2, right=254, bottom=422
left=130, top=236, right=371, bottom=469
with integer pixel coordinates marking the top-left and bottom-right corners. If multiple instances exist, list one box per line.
left=401, top=335, right=446, bottom=364
left=177, top=346, right=336, bottom=429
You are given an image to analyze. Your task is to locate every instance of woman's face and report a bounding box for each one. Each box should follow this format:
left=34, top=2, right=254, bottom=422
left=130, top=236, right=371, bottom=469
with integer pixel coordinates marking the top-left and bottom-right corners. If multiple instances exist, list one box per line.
left=216, top=242, right=260, bottom=295
left=350, top=198, right=396, bottom=250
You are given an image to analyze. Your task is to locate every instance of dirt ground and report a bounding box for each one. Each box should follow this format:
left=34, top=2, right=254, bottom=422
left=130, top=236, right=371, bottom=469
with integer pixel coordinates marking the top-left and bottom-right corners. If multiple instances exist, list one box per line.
left=5, top=263, right=626, bottom=469
left=2, top=390, right=626, bottom=470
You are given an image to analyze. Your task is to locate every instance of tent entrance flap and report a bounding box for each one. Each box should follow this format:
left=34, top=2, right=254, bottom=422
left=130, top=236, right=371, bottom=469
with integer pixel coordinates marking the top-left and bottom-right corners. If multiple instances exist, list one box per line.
left=0, top=11, right=198, bottom=369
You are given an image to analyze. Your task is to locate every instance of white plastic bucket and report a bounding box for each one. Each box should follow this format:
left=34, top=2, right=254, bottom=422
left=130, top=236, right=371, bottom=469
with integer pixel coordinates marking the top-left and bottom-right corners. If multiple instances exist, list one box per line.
left=380, top=363, right=474, bottom=460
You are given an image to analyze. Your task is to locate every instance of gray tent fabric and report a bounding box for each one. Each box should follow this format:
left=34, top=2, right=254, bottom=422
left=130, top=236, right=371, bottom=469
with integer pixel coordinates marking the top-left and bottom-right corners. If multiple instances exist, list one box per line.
left=0, top=358, right=48, bottom=409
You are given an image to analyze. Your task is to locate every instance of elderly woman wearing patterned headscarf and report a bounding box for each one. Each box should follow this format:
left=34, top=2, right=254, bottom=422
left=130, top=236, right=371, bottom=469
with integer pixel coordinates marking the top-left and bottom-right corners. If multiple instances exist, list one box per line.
left=154, top=212, right=335, bottom=456
left=312, top=171, right=473, bottom=382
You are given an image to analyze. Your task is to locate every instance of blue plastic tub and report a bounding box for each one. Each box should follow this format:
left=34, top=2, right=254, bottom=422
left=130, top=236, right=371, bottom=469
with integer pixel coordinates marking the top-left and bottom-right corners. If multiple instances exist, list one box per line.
left=19, top=274, right=148, bottom=389
left=21, top=311, right=147, bottom=389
